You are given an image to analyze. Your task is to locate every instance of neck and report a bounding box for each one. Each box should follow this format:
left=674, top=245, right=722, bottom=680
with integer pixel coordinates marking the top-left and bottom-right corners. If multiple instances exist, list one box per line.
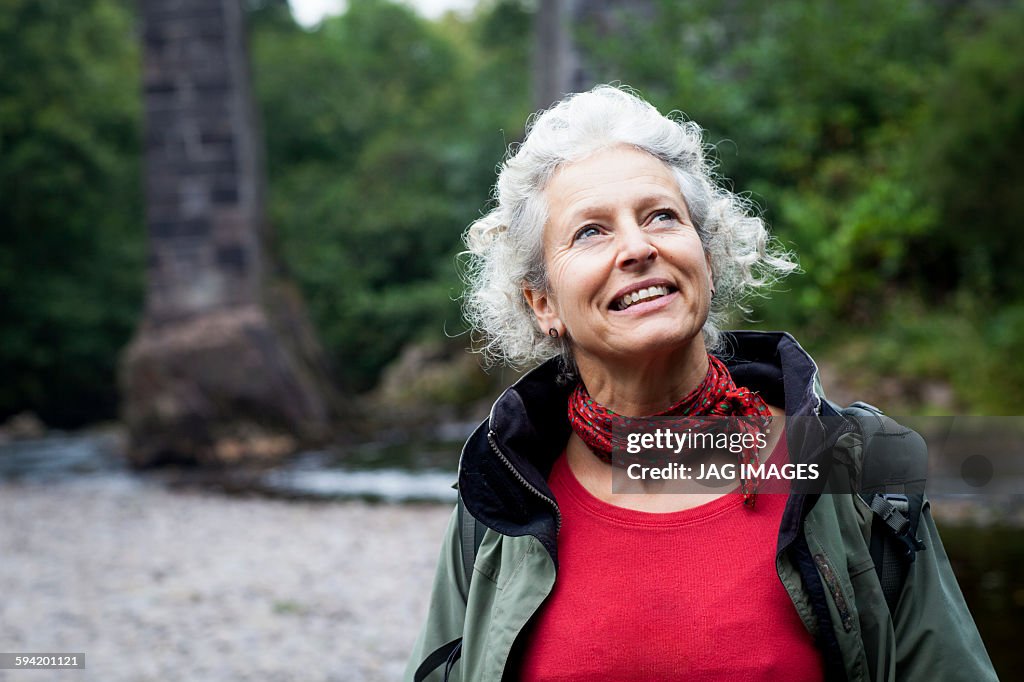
left=574, top=339, right=709, bottom=416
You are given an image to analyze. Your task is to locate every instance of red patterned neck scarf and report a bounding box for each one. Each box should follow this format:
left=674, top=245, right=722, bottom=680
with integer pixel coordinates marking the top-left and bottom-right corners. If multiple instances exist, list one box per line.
left=567, top=354, right=772, bottom=506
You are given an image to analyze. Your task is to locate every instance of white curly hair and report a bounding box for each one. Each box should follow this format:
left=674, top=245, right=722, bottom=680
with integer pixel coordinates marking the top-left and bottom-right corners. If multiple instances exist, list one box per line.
left=461, top=85, right=796, bottom=371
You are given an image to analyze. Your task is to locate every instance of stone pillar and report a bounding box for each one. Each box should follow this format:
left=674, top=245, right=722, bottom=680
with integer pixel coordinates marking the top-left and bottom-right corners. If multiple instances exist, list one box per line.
left=533, top=0, right=581, bottom=111
left=121, top=0, right=335, bottom=466
left=533, top=0, right=654, bottom=110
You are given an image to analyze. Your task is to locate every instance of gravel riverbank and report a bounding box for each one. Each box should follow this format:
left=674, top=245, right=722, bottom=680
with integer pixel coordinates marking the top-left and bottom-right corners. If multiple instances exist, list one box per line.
left=0, top=477, right=452, bottom=681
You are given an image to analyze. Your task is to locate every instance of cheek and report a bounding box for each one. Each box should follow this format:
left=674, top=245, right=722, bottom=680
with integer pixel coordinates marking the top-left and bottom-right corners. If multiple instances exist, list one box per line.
left=547, top=252, right=605, bottom=307
left=663, top=236, right=710, bottom=276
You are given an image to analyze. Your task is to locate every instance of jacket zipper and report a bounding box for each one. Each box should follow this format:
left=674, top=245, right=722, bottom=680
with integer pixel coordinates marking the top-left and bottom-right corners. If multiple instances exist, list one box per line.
left=487, top=430, right=562, bottom=534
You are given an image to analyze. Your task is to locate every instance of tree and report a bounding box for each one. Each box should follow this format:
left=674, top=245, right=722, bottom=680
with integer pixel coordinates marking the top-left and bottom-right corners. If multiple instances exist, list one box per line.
left=0, top=0, right=143, bottom=425
left=250, top=0, right=534, bottom=390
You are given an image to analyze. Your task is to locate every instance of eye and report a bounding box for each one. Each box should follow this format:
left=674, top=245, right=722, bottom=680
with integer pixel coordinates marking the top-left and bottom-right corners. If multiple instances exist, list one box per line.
left=650, top=209, right=680, bottom=225
left=573, top=225, right=602, bottom=242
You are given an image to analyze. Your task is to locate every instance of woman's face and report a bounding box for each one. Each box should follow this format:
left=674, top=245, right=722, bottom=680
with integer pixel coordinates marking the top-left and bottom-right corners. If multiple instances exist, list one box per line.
left=524, top=145, right=712, bottom=369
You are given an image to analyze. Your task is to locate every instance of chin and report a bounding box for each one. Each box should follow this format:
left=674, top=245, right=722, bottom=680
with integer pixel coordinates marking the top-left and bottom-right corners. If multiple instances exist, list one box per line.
left=618, top=327, right=702, bottom=359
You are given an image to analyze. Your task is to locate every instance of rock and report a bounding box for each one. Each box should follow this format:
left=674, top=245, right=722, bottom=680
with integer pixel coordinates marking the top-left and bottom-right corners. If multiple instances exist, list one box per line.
left=0, top=411, right=46, bottom=441
left=120, top=306, right=329, bottom=467
left=370, top=341, right=511, bottom=432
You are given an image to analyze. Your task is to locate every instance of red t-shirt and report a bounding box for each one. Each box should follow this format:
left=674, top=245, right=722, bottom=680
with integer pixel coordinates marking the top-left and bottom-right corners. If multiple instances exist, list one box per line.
left=519, top=438, right=823, bottom=681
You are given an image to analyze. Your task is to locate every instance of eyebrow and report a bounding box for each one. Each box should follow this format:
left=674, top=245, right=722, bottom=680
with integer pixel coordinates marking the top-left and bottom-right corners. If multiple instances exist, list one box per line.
left=561, top=192, right=690, bottom=227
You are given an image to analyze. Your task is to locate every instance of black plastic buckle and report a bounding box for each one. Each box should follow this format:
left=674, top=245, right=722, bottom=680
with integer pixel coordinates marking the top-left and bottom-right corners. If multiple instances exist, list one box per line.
left=881, top=494, right=926, bottom=562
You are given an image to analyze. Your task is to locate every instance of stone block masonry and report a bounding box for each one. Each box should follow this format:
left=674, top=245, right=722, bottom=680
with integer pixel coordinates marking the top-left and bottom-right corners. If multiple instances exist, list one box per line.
left=121, top=0, right=338, bottom=466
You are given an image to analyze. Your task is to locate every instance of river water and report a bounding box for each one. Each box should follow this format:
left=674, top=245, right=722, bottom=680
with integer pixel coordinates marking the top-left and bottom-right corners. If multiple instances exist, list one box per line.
left=0, top=428, right=463, bottom=504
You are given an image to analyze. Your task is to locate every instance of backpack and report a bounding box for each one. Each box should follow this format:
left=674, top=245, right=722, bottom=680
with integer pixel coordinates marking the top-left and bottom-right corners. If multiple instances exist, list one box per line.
left=836, top=401, right=928, bottom=610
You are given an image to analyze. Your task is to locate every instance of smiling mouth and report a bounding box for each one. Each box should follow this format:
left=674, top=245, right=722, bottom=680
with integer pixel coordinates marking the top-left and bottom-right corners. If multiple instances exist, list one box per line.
left=612, top=285, right=677, bottom=311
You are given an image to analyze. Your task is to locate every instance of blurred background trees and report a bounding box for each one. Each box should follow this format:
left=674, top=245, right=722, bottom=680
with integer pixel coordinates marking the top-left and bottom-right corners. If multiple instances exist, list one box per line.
left=248, top=0, right=532, bottom=393
left=0, top=0, right=143, bottom=426
left=587, top=0, right=1024, bottom=413
left=1, top=0, right=1022, bottom=427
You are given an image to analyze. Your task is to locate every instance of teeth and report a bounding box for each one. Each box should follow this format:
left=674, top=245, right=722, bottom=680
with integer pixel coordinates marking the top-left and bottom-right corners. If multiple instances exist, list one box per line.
left=617, top=285, right=670, bottom=310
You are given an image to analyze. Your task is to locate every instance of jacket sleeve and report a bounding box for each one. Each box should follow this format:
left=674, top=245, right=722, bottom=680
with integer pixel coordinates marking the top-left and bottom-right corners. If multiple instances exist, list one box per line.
left=892, top=498, right=999, bottom=680
left=404, top=504, right=470, bottom=682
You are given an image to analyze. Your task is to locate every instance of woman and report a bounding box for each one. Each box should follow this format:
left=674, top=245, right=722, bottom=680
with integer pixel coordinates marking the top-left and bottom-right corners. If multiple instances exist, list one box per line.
left=407, top=86, right=995, bottom=681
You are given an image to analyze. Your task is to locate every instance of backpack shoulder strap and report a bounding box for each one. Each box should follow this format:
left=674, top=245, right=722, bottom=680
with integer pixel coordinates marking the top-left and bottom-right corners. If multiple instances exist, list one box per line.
left=415, top=495, right=484, bottom=682
left=456, top=492, right=486, bottom=591
left=839, top=401, right=928, bottom=611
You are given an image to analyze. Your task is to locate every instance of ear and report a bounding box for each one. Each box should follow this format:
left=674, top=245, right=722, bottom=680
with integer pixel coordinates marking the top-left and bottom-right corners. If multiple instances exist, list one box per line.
left=523, top=286, right=563, bottom=337
left=704, top=250, right=715, bottom=293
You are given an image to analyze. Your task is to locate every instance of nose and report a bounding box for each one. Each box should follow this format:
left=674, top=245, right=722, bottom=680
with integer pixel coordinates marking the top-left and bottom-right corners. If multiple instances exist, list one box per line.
left=614, top=223, right=657, bottom=270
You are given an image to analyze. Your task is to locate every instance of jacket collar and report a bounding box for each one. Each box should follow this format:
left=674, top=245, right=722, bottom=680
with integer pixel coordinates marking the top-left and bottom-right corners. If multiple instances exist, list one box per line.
left=458, top=331, right=834, bottom=561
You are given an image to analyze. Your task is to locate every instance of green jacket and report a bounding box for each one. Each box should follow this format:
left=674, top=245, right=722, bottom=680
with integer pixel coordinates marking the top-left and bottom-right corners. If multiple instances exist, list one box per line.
left=406, top=332, right=998, bottom=681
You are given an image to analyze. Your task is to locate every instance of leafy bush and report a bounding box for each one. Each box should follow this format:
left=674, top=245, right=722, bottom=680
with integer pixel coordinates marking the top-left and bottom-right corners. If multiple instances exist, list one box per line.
left=0, top=0, right=143, bottom=425
left=250, top=0, right=534, bottom=390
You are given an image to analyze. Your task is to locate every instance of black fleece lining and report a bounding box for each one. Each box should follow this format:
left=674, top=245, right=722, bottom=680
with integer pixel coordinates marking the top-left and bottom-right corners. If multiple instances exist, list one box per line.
left=719, top=332, right=787, bottom=408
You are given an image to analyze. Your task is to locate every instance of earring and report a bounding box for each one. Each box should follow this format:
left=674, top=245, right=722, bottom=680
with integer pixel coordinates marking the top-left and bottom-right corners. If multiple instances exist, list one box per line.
left=548, top=328, right=560, bottom=338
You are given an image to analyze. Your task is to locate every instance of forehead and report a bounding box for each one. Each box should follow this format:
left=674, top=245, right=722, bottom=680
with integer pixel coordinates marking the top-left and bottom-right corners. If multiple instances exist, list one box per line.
left=543, top=145, right=682, bottom=226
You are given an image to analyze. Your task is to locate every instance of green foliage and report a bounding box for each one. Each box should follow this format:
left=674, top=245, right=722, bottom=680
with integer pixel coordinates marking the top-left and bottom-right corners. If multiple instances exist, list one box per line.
left=0, top=0, right=143, bottom=426
left=587, top=0, right=944, bottom=305
left=588, top=0, right=1024, bottom=410
left=801, top=295, right=1020, bottom=414
left=250, top=0, right=533, bottom=390
left=911, top=4, right=1024, bottom=299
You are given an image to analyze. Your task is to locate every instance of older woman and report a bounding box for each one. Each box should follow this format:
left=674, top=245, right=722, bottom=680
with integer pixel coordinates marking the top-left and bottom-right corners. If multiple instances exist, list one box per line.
left=407, top=86, right=995, bottom=681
